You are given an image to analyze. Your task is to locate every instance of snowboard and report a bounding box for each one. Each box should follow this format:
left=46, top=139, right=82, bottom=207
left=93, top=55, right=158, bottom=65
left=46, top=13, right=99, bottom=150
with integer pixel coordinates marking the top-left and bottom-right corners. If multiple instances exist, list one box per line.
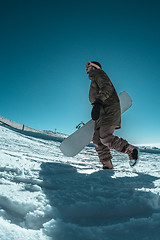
left=60, top=91, right=132, bottom=157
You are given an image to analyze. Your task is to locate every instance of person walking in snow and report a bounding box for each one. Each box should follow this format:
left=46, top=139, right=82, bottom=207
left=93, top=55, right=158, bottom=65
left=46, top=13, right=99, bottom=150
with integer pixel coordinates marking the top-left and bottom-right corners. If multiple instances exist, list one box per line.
left=86, top=61, right=139, bottom=169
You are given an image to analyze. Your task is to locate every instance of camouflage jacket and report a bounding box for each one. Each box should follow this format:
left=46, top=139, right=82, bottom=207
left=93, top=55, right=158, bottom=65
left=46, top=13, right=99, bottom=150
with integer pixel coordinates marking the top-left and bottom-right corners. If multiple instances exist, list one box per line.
left=89, top=68, right=121, bottom=129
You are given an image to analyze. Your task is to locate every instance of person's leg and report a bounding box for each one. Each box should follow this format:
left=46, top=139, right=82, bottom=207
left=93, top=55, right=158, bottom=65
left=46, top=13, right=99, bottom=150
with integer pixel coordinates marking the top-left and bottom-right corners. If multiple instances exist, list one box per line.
left=99, top=126, right=128, bottom=152
left=99, top=125, right=139, bottom=165
left=92, top=128, right=113, bottom=169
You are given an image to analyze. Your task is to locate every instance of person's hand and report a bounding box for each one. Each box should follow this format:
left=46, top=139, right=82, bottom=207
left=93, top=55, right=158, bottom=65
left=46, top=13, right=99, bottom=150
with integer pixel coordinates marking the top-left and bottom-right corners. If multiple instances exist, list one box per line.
left=91, top=99, right=103, bottom=120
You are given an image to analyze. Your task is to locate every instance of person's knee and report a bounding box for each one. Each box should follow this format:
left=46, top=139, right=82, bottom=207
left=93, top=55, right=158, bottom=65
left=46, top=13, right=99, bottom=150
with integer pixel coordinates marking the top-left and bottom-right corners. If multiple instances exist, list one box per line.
left=100, top=135, right=114, bottom=146
left=93, top=135, right=105, bottom=149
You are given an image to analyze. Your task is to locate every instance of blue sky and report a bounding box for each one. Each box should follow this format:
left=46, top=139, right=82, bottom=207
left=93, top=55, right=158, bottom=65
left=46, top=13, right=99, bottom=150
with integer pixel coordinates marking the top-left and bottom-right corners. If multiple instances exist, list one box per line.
left=0, top=0, right=160, bottom=146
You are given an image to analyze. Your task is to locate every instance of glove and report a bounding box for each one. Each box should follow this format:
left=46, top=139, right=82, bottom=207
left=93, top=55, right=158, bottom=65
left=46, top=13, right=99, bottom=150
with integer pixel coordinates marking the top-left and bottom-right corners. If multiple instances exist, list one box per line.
left=91, top=99, right=103, bottom=121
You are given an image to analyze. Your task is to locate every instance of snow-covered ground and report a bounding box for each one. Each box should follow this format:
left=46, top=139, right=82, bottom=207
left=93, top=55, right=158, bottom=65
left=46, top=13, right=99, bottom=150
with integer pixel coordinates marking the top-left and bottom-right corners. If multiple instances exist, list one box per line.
left=0, top=123, right=160, bottom=240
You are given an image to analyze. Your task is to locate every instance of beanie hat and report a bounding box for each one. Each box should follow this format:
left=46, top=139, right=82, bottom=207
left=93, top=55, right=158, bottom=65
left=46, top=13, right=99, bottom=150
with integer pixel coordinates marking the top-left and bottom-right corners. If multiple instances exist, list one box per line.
left=91, top=61, right=102, bottom=69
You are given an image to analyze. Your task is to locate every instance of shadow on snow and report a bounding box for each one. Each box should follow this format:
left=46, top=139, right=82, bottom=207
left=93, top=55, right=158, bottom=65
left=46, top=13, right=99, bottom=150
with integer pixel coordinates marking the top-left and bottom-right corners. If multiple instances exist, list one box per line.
left=39, top=162, right=160, bottom=229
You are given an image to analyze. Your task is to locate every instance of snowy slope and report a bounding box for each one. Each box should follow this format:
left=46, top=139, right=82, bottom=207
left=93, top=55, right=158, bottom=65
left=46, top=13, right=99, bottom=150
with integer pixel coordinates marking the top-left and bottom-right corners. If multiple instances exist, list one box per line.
left=0, top=123, right=160, bottom=240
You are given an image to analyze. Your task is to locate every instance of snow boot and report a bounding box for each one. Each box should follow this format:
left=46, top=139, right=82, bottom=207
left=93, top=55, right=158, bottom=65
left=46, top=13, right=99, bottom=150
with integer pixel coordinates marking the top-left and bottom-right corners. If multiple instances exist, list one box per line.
left=122, top=144, right=139, bottom=167
left=102, top=159, right=114, bottom=169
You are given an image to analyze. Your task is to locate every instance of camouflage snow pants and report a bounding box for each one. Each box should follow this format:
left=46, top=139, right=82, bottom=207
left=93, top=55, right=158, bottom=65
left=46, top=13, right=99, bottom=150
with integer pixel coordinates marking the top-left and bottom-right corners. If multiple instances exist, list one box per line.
left=92, top=125, right=128, bottom=167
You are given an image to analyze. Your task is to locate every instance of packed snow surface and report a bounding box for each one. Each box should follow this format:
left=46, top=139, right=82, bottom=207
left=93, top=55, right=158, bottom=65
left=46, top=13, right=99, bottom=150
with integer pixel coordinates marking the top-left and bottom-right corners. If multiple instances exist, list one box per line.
left=0, top=123, right=160, bottom=240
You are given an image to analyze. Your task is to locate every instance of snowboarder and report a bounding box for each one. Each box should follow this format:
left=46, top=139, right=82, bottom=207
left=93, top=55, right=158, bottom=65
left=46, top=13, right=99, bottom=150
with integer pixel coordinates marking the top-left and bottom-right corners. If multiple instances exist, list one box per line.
left=86, top=61, right=139, bottom=169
